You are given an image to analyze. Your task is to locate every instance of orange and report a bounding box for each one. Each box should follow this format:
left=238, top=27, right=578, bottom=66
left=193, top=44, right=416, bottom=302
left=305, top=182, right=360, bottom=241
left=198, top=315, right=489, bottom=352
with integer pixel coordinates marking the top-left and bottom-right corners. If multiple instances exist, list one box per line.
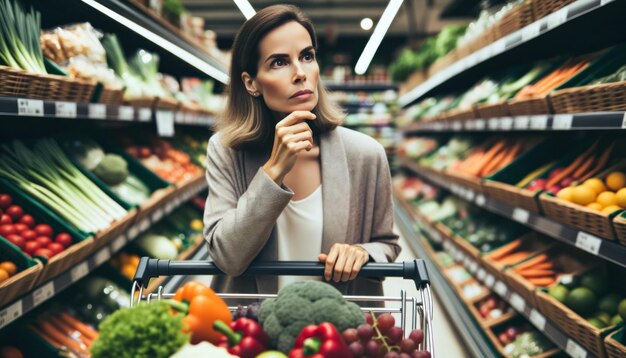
left=0, top=269, right=9, bottom=282
left=602, top=205, right=622, bottom=215
left=0, top=261, right=17, bottom=276
left=571, top=186, right=596, bottom=206
left=597, top=191, right=618, bottom=207
left=616, top=188, right=626, bottom=208
left=605, top=172, right=626, bottom=191
left=583, top=178, right=606, bottom=194
left=557, top=187, right=576, bottom=202
left=586, top=203, right=603, bottom=212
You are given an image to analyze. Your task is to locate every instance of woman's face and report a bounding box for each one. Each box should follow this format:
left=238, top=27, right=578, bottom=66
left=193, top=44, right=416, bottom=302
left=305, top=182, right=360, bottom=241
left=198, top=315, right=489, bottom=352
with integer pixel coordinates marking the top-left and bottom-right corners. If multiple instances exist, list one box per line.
left=243, top=21, right=319, bottom=115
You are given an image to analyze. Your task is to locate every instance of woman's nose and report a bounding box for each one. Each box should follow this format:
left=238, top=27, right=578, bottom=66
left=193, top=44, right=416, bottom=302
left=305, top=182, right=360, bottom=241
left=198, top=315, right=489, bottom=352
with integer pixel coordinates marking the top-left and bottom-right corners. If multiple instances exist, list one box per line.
left=292, top=63, right=307, bottom=83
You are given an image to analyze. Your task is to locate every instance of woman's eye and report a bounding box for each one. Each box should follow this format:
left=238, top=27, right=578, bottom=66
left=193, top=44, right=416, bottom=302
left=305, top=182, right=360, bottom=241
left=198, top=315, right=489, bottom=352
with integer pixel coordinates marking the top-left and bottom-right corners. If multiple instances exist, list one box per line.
left=271, top=59, right=287, bottom=67
left=302, top=52, right=315, bottom=62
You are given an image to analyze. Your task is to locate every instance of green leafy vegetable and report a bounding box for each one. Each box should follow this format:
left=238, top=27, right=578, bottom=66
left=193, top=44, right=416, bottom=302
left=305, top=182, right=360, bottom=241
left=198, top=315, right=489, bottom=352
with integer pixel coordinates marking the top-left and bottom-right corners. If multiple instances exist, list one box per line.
left=0, top=0, right=46, bottom=73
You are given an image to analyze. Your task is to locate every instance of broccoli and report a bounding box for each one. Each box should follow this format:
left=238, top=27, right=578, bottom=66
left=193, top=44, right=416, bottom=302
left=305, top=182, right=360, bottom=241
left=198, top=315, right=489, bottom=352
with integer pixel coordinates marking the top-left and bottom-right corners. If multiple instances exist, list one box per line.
left=258, top=281, right=365, bottom=353
left=93, top=154, right=129, bottom=185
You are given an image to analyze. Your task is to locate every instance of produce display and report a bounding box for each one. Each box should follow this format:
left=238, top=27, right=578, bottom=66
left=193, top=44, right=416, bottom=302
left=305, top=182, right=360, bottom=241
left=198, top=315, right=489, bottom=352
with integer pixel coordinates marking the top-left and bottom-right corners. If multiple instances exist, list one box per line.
left=476, top=295, right=513, bottom=322
left=0, top=0, right=46, bottom=74
left=110, top=252, right=141, bottom=280
left=493, top=323, right=554, bottom=358
left=29, top=308, right=100, bottom=357
left=490, top=242, right=561, bottom=288
left=556, top=169, right=626, bottom=215
left=0, top=260, right=17, bottom=283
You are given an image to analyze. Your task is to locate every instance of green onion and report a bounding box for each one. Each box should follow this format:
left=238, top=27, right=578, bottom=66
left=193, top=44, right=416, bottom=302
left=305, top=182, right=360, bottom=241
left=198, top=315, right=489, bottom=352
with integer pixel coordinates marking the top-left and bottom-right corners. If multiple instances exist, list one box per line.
left=0, top=0, right=46, bottom=73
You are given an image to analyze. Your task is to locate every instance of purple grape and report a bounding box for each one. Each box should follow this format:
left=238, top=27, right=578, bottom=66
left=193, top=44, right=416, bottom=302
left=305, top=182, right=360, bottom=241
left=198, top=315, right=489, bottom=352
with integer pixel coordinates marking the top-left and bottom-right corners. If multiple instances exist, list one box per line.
left=246, top=303, right=260, bottom=321
left=377, top=313, right=395, bottom=333
left=412, top=351, right=431, bottom=358
left=384, top=352, right=400, bottom=358
left=400, top=339, right=416, bottom=353
left=365, top=340, right=382, bottom=357
left=399, top=354, right=412, bottom=358
left=364, top=312, right=374, bottom=325
left=349, top=342, right=365, bottom=357
left=358, top=324, right=374, bottom=341
left=233, top=305, right=246, bottom=320
left=409, top=329, right=424, bottom=345
left=387, top=326, right=404, bottom=345
left=343, top=328, right=359, bottom=344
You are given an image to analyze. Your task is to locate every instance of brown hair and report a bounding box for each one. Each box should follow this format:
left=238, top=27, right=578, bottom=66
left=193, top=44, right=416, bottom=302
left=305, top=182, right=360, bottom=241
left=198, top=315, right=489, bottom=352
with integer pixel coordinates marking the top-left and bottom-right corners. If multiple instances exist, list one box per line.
left=217, top=4, right=344, bottom=150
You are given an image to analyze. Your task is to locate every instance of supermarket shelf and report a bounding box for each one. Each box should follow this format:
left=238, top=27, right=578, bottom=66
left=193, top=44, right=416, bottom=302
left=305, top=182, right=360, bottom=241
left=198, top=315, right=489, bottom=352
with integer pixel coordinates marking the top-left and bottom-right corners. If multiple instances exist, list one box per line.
left=0, top=177, right=208, bottom=331
left=394, top=199, right=499, bottom=358
left=0, top=97, right=215, bottom=128
left=397, top=157, right=626, bottom=269
left=402, top=112, right=626, bottom=133
left=343, top=122, right=396, bottom=129
left=398, top=0, right=624, bottom=108
left=326, top=82, right=398, bottom=92
left=394, top=194, right=593, bottom=358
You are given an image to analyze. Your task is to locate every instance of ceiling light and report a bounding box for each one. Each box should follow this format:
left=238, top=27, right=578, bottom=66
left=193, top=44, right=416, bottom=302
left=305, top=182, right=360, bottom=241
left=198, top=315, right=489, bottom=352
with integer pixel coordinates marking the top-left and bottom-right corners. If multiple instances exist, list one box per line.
left=355, top=0, right=403, bottom=75
left=360, top=18, right=373, bottom=31
left=233, top=0, right=256, bottom=20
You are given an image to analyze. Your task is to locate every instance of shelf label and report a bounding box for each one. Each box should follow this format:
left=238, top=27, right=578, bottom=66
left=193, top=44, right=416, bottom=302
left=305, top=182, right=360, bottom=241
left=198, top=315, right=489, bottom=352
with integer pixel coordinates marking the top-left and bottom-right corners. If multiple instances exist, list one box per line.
left=500, top=117, right=514, bottom=130
left=89, top=104, right=106, bottom=119
left=513, top=208, right=530, bottom=224
left=0, top=301, right=23, bottom=329
left=622, top=112, right=626, bottom=128
left=491, top=39, right=506, bottom=56
left=485, top=275, right=496, bottom=288
left=468, top=261, right=479, bottom=273
left=522, top=22, right=541, bottom=42
left=566, top=339, right=587, bottom=358
left=575, top=231, right=602, bottom=255
left=475, top=119, right=486, bottom=130
left=139, top=218, right=150, bottom=232
left=475, top=194, right=487, bottom=207
left=127, top=225, right=140, bottom=240
left=139, top=108, right=152, bottom=122
left=70, top=262, right=89, bottom=282
left=119, top=106, right=134, bottom=121
left=529, top=310, right=546, bottom=332
left=17, top=98, right=44, bottom=116
left=111, top=235, right=127, bottom=252
left=33, top=282, right=55, bottom=306
left=165, top=201, right=175, bottom=214
left=452, top=121, right=462, bottom=131
left=510, top=293, right=526, bottom=312
left=530, top=115, right=548, bottom=129
left=488, top=118, right=500, bottom=130
left=94, top=247, right=111, bottom=266
left=151, top=208, right=164, bottom=223
left=176, top=111, right=185, bottom=123
left=546, top=7, right=568, bottom=29
left=494, top=281, right=508, bottom=296
left=553, top=114, right=573, bottom=130
left=156, top=110, right=175, bottom=137
left=515, top=116, right=530, bottom=129
left=55, top=102, right=77, bottom=118
left=477, top=268, right=487, bottom=281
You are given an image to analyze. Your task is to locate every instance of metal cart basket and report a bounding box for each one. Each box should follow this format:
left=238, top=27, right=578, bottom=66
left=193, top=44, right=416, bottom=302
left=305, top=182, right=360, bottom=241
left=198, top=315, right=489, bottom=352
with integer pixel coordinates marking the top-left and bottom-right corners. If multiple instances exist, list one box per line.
left=131, top=258, right=434, bottom=356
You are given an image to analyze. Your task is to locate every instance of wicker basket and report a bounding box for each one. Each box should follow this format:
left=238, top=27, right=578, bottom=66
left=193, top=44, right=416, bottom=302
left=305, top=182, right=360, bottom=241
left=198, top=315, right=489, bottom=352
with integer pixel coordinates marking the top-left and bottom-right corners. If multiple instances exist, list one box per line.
left=549, top=81, right=626, bottom=114
left=508, top=97, right=553, bottom=116
left=536, top=291, right=617, bottom=357
left=36, top=237, right=95, bottom=284
left=135, top=186, right=176, bottom=225
left=613, top=214, right=626, bottom=247
left=155, top=96, right=181, bottom=111
left=0, top=65, right=96, bottom=103
left=486, top=316, right=561, bottom=357
left=475, top=101, right=511, bottom=119
left=450, top=233, right=481, bottom=260
left=92, top=209, right=138, bottom=250
left=446, top=170, right=485, bottom=194
left=124, top=96, right=158, bottom=109
left=0, top=261, right=43, bottom=307
left=605, top=328, right=626, bottom=358
left=531, top=0, right=576, bottom=21
left=399, top=70, right=428, bottom=96
left=468, top=295, right=517, bottom=329
left=494, top=1, right=535, bottom=39
left=483, top=180, right=543, bottom=213
left=98, top=87, right=125, bottom=105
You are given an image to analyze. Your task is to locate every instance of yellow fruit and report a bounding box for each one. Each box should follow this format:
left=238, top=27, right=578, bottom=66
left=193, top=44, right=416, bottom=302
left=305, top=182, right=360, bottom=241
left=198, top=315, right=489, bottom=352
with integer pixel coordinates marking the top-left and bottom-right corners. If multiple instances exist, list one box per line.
left=0, top=262, right=17, bottom=276
left=602, top=205, right=622, bottom=215
left=605, top=172, right=626, bottom=191
left=616, top=188, right=626, bottom=208
left=583, top=178, right=606, bottom=194
left=587, top=203, right=604, bottom=212
left=557, top=187, right=576, bottom=202
left=571, top=186, right=596, bottom=206
left=0, top=269, right=8, bottom=282
left=597, top=191, right=618, bottom=207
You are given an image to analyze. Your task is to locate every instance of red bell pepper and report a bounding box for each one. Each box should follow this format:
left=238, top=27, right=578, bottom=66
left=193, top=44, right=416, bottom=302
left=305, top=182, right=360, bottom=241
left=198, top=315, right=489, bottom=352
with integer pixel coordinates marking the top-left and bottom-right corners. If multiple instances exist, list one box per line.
left=289, top=323, right=351, bottom=358
left=214, top=318, right=270, bottom=358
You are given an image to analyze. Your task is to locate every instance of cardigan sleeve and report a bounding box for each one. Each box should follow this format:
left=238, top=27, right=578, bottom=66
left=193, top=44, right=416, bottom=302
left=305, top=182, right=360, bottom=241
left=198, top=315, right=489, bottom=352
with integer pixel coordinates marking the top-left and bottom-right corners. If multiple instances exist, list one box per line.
left=203, top=137, right=293, bottom=276
left=356, top=147, right=401, bottom=263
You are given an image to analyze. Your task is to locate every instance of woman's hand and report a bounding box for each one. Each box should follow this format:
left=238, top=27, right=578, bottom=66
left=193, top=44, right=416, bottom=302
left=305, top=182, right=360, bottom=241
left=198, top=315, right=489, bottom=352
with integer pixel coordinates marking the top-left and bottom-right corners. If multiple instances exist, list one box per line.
left=263, top=111, right=316, bottom=185
left=318, top=244, right=370, bottom=282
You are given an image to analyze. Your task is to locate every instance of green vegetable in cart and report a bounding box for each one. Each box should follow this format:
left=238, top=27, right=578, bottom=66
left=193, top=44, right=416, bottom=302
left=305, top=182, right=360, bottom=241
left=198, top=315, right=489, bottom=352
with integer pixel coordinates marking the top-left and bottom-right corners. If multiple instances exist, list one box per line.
left=258, top=281, right=364, bottom=353
left=256, top=351, right=288, bottom=358
left=90, top=302, right=189, bottom=358
left=93, top=154, right=129, bottom=186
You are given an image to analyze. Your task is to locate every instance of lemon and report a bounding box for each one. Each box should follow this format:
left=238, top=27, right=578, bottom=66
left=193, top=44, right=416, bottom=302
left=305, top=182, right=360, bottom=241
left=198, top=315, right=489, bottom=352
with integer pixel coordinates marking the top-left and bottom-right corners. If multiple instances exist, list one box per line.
left=602, top=205, right=621, bottom=215
left=583, top=178, right=606, bottom=194
left=571, top=186, right=596, bottom=206
left=616, top=188, right=626, bottom=208
left=586, top=203, right=603, bottom=211
left=597, top=191, right=618, bottom=207
left=557, top=187, right=575, bottom=202
left=606, top=172, right=626, bottom=191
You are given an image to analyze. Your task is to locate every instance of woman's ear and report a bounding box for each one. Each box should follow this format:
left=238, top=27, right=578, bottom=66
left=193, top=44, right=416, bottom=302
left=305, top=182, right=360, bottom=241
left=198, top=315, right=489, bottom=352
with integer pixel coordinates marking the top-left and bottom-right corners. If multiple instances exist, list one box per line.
left=241, top=72, right=260, bottom=97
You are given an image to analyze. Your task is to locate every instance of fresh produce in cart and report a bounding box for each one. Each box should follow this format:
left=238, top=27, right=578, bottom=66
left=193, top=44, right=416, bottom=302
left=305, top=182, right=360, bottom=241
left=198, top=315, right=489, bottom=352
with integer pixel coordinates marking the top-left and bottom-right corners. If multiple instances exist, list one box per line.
left=289, top=322, right=351, bottom=358
left=214, top=318, right=270, bottom=358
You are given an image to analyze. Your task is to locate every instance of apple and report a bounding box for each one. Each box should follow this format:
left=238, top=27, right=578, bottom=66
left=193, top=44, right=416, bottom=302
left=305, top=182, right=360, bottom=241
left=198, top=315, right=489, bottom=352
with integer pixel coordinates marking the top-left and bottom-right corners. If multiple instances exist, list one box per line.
left=0, top=214, right=12, bottom=225
left=24, top=241, right=41, bottom=255
left=35, top=237, right=52, bottom=247
left=13, top=223, right=29, bottom=234
left=34, top=224, right=53, bottom=237
left=560, top=177, right=575, bottom=187
left=18, top=214, right=35, bottom=228
left=498, top=332, right=510, bottom=345
left=505, top=327, right=521, bottom=341
left=6, top=234, right=25, bottom=250
left=34, top=248, right=53, bottom=259
left=5, top=205, right=23, bottom=220
left=0, top=225, right=16, bottom=237
left=0, top=194, right=11, bottom=209
left=22, top=230, right=37, bottom=241
left=47, top=242, right=64, bottom=256
left=55, top=233, right=72, bottom=248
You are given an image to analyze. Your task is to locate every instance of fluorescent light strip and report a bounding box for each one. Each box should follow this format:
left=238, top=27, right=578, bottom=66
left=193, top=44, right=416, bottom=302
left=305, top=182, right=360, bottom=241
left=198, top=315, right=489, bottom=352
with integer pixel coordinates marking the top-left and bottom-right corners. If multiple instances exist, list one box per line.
left=233, top=0, right=256, bottom=20
left=355, top=0, right=403, bottom=75
left=80, top=0, right=229, bottom=84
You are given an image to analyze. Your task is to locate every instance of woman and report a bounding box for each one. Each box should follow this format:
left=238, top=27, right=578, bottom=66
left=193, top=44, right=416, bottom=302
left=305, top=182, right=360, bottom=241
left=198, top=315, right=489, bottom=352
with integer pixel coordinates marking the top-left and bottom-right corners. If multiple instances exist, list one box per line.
left=203, top=4, right=400, bottom=297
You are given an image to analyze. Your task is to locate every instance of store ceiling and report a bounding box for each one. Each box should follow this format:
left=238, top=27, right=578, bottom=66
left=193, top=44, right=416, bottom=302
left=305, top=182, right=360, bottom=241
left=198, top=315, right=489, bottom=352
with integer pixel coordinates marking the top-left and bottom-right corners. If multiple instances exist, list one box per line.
left=182, top=0, right=468, bottom=38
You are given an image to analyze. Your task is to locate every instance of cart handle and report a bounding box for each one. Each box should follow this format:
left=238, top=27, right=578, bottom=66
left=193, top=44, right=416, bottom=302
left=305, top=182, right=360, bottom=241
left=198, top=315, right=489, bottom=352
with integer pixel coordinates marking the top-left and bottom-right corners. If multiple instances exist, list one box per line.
left=133, top=258, right=430, bottom=290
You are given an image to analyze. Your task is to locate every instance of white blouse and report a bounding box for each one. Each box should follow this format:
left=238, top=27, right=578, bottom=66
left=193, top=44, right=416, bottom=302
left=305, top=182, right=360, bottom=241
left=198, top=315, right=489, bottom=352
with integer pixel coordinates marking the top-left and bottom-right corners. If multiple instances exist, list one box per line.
left=276, top=185, right=324, bottom=289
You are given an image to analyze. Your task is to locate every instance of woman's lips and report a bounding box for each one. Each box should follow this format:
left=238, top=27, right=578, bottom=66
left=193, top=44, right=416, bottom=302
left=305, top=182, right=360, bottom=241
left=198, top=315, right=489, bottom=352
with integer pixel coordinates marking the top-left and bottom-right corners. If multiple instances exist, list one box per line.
left=290, top=90, right=313, bottom=100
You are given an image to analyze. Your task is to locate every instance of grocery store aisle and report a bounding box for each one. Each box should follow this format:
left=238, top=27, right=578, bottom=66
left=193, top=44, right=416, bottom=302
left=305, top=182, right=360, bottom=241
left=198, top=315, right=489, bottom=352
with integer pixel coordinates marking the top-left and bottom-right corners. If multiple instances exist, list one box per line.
left=385, top=229, right=469, bottom=358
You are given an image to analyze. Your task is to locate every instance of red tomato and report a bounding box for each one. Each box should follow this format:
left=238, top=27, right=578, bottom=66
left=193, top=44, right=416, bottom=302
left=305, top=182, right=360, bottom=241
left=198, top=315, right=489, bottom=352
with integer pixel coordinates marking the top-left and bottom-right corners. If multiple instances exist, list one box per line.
left=34, top=224, right=53, bottom=237
left=18, top=214, right=35, bottom=228
left=22, top=230, right=37, bottom=241
left=13, top=223, right=29, bottom=234
left=34, top=248, right=53, bottom=259
left=55, top=233, right=72, bottom=248
left=47, top=242, right=65, bottom=256
left=35, top=237, right=52, bottom=247
left=5, top=206, right=23, bottom=220
left=0, top=194, right=12, bottom=209
left=0, top=225, right=16, bottom=237
left=24, top=241, right=40, bottom=255
left=6, top=234, right=25, bottom=250
left=0, top=214, right=12, bottom=225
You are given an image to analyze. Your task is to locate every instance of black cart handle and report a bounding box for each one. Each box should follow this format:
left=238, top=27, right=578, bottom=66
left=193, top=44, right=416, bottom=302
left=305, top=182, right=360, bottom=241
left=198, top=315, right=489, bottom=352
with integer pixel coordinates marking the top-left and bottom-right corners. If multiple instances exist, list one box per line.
left=133, top=258, right=430, bottom=289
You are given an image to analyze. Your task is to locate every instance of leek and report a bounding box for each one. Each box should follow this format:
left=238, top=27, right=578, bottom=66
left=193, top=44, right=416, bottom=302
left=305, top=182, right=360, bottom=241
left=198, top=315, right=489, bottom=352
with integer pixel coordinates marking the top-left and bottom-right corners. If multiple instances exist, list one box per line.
left=0, top=0, right=46, bottom=73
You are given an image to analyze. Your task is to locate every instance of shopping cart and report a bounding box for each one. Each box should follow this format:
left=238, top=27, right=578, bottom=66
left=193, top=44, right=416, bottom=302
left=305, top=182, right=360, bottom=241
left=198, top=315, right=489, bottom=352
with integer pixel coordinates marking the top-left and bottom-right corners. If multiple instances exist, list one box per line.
left=131, top=258, right=435, bottom=356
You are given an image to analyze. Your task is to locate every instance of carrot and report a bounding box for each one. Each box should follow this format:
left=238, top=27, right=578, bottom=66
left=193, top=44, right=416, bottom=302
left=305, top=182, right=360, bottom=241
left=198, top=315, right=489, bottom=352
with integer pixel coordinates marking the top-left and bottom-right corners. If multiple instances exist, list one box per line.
left=469, top=140, right=507, bottom=176
left=489, top=240, right=522, bottom=261
left=49, top=315, right=93, bottom=347
left=545, top=142, right=598, bottom=189
left=58, top=312, right=99, bottom=341
left=516, top=261, right=553, bottom=271
left=513, top=254, right=549, bottom=271
left=496, top=251, right=532, bottom=265
left=527, top=277, right=557, bottom=286
left=39, top=321, right=89, bottom=356
left=579, top=142, right=616, bottom=182
left=479, top=148, right=509, bottom=177
left=572, top=154, right=596, bottom=179
left=517, top=269, right=556, bottom=278
left=30, top=326, right=63, bottom=349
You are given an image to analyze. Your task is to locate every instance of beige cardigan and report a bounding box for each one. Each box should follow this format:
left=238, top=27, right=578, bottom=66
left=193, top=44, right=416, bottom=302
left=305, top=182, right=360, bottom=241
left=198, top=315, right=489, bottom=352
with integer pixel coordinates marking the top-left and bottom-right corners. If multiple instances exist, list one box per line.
left=203, top=126, right=401, bottom=297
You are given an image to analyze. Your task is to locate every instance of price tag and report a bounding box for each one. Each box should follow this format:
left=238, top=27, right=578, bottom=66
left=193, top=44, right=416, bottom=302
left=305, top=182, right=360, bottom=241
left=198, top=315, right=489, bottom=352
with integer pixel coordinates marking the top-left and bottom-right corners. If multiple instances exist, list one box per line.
left=477, top=268, right=487, bottom=281
left=485, top=274, right=495, bottom=288
left=475, top=119, right=486, bottom=130
left=466, top=190, right=475, bottom=201
left=575, top=231, right=602, bottom=255
left=475, top=194, right=486, bottom=207
left=494, top=281, right=508, bottom=296
left=111, top=235, right=127, bottom=252
left=510, top=293, right=526, bottom=312
left=515, top=116, right=530, bottom=129
left=127, top=225, right=140, bottom=240
left=452, top=121, right=462, bottom=131
left=553, top=114, right=573, bottom=130
left=17, top=98, right=44, bottom=116
left=430, top=229, right=442, bottom=243
left=489, top=118, right=500, bottom=130
left=70, top=262, right=89, bottom=282
left=151, top=208, right=164, bottom=223
left=33, top=282, right=55, bottom=306
left=469, top=261, right=478, bottom=273
left=94, top=247, right=111, bottom=266
left=165, top=201, right=175, bottom=214
left=566, top=339, right=587, bottom=358
left=139, top=218, right=150, bottom=232
left=454, top=250, right=464, bottom=262
left=530, top=115, right=548, bottom=129
left=118, top=106, right=134, bottom=121
left=156, top=110, right=175, bottom=137
left=139, top=108, right=152, bottom=122
left=546, top=7, right=568, bottom=29
left=522, top=22, right=541, bottom=42
left=513, top=208, right=530, bottom=224
left=621, top=112, right=626, bottom=128
left=55, top=102, right=77, bottom=118
left=0, top=301, right=23, bottom=329
left=89, top=104, right=106, bottom=119
left=175, top=111, right=185, bottom=123
left=529, top=309, right=546, bottom=331
left=500, top=117, right=513, bottom=130
left=491, top=39, right=506, bottom=55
